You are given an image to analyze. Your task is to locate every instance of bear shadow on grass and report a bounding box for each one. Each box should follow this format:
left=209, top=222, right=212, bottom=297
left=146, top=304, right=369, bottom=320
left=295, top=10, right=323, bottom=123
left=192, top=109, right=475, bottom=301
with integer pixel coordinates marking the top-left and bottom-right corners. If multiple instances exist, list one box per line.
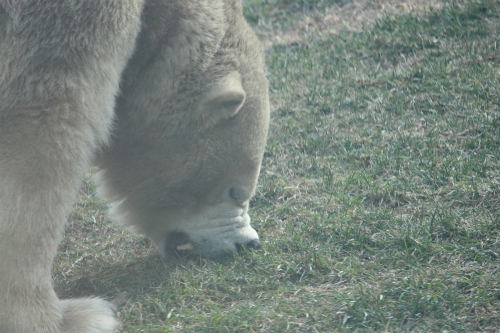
left=55, top=251, right=184, bottom=299
left=53, top=248, right=241, bottom=304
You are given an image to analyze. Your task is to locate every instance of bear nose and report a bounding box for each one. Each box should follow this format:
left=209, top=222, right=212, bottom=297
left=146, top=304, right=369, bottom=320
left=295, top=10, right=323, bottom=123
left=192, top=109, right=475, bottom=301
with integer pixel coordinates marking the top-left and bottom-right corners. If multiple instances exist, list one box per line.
left=245, top=239, right=260, bottom=250
left=235, top=239, right=260, bottom=253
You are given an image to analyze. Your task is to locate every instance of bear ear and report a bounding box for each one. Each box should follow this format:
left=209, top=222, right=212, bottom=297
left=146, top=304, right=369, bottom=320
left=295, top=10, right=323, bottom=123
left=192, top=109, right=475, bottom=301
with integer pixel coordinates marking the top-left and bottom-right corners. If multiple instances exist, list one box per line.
left=198, top=71, right=246, bottom=127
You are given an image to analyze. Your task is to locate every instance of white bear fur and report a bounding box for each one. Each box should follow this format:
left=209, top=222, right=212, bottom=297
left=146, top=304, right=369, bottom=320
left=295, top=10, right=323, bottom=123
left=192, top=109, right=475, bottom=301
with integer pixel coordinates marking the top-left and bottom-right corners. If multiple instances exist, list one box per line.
left=0, top=0, right=269, bottom=332
left=96, top=0, right=269, bottom=259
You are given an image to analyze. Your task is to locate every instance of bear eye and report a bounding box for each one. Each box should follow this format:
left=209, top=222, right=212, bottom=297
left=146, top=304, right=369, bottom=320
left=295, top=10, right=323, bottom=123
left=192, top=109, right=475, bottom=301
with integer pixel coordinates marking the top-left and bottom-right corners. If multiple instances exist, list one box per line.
left=229, top=187, right=238, bottom=201
left=229, top=187, right=249, bottom=203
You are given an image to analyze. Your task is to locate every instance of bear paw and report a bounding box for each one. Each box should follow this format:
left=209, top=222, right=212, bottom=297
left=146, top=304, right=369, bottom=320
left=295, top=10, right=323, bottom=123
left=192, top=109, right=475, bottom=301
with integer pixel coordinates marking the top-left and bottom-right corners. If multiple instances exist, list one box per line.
left=60, top=298, right=119, bottom=333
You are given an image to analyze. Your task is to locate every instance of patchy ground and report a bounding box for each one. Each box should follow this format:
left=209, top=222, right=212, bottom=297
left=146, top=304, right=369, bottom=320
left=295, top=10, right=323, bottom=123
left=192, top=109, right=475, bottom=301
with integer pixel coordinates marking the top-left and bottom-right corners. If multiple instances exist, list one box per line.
left=255, top=0, right=445, bottom=47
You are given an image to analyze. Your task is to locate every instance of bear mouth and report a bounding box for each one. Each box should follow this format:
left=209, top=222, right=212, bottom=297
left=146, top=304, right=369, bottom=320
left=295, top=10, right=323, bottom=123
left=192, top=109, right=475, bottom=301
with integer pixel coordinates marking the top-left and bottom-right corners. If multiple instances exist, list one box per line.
left=162, top=229, right=260, bottom=260
left=164, top=231, right=194, bottom=253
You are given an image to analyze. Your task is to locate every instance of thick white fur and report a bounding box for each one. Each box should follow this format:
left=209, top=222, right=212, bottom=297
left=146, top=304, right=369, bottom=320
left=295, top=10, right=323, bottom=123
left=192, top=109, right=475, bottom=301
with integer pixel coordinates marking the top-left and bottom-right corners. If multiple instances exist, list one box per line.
left=96, top=0, right=270, bottom=259
left=0, top=2, right=144, bottom=332
left=0, top=0, right=269, bottom=332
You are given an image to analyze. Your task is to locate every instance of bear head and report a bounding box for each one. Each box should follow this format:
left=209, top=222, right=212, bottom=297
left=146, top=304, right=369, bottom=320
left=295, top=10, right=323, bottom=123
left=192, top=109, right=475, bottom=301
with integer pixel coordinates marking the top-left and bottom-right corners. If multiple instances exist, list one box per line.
left=96, top=0, right=270, bottom=260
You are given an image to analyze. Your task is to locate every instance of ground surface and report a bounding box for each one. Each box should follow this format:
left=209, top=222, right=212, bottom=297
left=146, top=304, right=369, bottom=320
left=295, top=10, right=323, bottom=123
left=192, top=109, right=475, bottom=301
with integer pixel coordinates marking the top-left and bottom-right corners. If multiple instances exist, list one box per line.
left=54, top=0, right=500, bottom=331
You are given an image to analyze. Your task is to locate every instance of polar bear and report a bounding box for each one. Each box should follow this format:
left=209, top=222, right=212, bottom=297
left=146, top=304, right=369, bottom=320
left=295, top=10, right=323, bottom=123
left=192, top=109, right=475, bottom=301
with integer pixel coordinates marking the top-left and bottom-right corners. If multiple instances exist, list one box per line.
left=0, top=0, right=269, bottom=332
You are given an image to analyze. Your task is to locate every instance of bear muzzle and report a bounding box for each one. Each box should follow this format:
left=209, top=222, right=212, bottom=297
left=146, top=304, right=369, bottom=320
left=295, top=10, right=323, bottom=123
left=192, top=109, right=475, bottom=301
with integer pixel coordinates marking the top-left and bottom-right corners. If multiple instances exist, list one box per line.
left=157, top=210, right=260, bottom=260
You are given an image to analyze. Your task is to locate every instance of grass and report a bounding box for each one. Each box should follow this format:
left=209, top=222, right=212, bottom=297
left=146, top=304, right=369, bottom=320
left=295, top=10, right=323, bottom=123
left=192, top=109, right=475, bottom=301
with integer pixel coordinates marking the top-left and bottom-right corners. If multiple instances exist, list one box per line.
left=243, top=0, right=341, bottom=26
left=54, top=0, right=500, bottom=331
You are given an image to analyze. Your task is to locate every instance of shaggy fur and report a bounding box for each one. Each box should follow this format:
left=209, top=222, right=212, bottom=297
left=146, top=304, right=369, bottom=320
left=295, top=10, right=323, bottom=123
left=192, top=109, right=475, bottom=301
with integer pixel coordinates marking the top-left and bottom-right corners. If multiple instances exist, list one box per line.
left=0, top=0, right=269, bottom=332
left=97, top=0, right=269, bottom=259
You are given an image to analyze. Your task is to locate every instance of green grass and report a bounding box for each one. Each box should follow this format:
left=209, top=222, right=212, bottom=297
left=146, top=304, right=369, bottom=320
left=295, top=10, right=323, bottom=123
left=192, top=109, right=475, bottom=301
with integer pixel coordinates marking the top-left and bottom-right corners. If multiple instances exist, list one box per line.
left=243, top=0, right=343, bottom=26
left=54, top=0, right=500, bottom=331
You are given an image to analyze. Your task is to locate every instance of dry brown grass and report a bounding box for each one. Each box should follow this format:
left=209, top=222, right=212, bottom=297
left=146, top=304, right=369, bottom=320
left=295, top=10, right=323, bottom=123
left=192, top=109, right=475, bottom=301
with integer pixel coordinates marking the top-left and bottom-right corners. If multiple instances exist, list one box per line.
left=259, top=0, right=444, bottom=47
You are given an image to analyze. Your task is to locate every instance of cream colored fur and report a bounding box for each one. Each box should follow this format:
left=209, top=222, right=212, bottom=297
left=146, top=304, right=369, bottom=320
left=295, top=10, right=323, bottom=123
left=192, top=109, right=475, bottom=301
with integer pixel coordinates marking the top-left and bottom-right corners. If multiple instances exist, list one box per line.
left=97, top=0, right=270, bottom=259
left=0, top=0, right=269, bottom=332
